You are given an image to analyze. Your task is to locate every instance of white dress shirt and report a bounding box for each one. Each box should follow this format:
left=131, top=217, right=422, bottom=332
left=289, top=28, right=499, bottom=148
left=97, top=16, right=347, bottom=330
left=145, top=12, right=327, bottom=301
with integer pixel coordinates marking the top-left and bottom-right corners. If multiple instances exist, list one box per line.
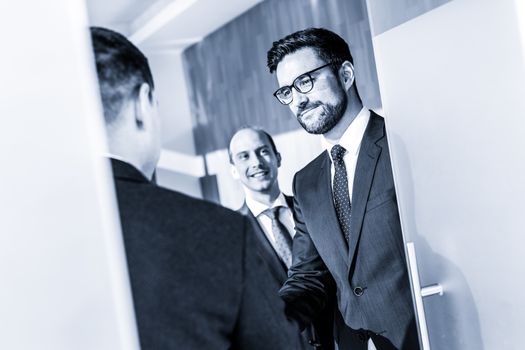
left=245, top=193, right=295, bottom=249
left=321, top=108, right=371, bottom=202
left=321, top=108, right=378, bottom=350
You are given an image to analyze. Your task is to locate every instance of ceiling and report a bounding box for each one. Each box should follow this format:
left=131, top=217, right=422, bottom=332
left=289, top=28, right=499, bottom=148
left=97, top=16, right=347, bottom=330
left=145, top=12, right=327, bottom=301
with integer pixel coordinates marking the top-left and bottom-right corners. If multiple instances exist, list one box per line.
left=86, top=0, right=264, bottom=50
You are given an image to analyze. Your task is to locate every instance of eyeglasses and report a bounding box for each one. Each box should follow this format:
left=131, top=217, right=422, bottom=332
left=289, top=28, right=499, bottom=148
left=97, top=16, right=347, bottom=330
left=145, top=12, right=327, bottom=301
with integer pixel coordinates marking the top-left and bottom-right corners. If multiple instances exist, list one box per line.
left=273, top=62, right=334, bottom=105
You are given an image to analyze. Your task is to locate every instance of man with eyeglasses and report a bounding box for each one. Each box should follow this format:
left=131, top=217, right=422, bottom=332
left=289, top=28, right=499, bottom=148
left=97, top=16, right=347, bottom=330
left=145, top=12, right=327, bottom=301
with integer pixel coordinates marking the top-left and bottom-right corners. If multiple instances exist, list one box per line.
left=267, top=28, right=419, bottom=350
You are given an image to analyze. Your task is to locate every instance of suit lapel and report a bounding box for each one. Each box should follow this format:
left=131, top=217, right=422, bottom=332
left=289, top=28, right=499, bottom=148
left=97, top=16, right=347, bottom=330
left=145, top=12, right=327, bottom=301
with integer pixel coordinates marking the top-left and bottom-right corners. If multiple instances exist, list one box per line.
left=239, top=203, right=288, bottom=282
left=347, top=113, right=383, bottom=262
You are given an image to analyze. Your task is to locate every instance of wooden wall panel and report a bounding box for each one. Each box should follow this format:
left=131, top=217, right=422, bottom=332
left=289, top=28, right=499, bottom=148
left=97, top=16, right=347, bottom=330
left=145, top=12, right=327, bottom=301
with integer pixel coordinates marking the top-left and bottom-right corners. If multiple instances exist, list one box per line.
left=183, top=0, right=381, bottom=155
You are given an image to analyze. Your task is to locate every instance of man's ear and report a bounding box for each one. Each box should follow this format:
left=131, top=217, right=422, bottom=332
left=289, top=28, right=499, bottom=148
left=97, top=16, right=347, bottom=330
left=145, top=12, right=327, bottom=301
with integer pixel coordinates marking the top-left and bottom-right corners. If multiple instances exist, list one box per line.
left=230, top=164, right=240, bottom=180
left=134, top=83, right=152, bottom=129
left=276, top=152, right=282, bottom=168
left=339, top=61, right=355, bottom=90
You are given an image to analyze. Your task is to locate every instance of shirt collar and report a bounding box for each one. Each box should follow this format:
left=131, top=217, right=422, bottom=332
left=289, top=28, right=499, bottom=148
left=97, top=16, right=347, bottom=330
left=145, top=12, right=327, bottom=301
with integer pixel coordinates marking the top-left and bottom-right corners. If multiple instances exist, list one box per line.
left=245, top=192, right=289, bottom=217
left=103, top=153, right=127, bottom=162
left=109, top=158, right=150, bottom=183
left=104, top=153, right=155, bottom=181
left=322, top=108, right=370, bottom=161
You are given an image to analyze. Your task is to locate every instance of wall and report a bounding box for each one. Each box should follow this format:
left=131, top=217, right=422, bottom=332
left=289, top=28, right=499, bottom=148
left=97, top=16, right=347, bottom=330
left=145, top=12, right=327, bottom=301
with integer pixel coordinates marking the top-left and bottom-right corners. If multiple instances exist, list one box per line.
left=0, top=0, right=139, bottom=348
left=368, top=0, right=525, bottom=348
left=366, top=0, right=452, bottom=36
left=146, top=50, right=203, bottom=198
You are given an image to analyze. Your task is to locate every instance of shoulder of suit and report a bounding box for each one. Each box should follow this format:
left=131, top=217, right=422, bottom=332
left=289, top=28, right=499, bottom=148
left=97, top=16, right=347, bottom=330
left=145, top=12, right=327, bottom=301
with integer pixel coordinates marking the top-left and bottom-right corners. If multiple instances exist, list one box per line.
left=236, top=202, right=250, bottom=216
left=370, top=110, right=384, bottom=120
left=295, top=150, right=328, bottom=179
left=369, top=111, right=386, bottom=131
left=120, top=181, right=246, bottom=228
left=171, top=189, right=244, bottom=222
left=368, top=111, right=389, bottom=145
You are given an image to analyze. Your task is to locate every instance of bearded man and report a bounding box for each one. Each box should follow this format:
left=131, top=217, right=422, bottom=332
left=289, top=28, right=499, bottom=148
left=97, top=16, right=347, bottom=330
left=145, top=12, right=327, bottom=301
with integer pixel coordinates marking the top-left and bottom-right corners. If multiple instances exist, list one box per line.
left=267, top=28, right=420, bottom=350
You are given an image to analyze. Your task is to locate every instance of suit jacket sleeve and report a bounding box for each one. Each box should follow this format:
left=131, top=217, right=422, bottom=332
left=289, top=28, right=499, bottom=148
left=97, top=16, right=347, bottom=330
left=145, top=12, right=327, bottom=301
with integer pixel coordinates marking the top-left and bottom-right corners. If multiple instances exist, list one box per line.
left=279, top=173, right=334, bottom=330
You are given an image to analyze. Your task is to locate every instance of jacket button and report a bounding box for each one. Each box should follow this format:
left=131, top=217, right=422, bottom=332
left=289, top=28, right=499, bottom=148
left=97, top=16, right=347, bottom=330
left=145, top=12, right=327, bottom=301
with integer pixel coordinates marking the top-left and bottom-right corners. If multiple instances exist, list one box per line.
left=353, top=286, right=364, bottom=296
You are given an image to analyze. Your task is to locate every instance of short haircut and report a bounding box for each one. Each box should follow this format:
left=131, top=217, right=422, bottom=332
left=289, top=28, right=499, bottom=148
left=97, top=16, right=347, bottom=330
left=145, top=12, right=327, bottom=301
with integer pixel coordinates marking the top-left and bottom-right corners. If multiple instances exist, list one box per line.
left=267, top=27, right=354, bottom=74
left=228, top=126, right=279, bottom=164
left=90, top=27, right=155, bottom=125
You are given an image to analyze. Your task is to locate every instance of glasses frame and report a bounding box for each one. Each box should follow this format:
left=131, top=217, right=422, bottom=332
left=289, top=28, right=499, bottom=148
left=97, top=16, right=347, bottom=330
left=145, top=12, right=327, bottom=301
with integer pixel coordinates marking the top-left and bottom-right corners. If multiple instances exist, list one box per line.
left=273, top=62, right=335, bottom=105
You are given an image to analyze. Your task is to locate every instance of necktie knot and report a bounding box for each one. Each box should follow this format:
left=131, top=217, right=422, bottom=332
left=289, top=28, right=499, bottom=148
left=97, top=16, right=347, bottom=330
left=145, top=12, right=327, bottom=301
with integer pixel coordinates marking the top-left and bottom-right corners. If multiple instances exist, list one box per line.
left=262, top=206, right=281, bottom=220
left=331, top=144, right=347, bottom=162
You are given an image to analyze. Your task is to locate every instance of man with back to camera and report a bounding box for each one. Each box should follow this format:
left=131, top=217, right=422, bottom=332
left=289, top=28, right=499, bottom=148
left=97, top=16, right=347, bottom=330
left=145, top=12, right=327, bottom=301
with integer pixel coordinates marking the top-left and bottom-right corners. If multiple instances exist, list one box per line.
left=228, top=126, right=335, bottom=349
left=266, top=28, right=420, bottom=350
left=90, top=26, right=306, bottom=349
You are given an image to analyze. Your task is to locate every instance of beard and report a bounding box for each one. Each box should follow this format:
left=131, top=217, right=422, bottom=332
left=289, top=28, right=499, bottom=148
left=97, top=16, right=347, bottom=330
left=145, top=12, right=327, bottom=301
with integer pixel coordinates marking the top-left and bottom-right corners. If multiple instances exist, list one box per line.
left=296, top=91, right=348, bottom=135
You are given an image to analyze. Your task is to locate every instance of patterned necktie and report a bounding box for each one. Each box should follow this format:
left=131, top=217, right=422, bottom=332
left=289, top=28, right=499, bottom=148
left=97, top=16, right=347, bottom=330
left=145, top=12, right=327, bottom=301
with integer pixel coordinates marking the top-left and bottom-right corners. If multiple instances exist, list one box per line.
left=261, top=206, right=293, bottom=268
left=331, top=144, right=351, bottom=243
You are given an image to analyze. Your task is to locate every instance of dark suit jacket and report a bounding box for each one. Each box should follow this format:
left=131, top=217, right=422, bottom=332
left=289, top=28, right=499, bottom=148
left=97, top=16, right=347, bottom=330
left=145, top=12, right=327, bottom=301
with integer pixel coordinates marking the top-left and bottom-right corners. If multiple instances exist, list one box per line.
left=239, top=197, right=335, bottom=350
left=111, top=159, right=304, bottom=349
left=279, top=113, right=419, bottom=350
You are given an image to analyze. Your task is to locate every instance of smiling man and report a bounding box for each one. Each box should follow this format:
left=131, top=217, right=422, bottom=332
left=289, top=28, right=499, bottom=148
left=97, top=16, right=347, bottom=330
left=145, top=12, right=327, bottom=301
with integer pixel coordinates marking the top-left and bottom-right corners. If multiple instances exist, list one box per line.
left=229, top=127, right=282, bottom=208
left=267, top=28, right=419, bottom=350
left=228, top=127, right=334, bottom=349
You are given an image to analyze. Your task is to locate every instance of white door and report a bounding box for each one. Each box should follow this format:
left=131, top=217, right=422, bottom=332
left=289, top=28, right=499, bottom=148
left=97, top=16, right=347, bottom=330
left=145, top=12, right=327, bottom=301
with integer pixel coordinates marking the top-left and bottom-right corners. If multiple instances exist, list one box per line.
left=366, top=0, right=525, bottom=349
left=0, top=1, right=139, bottom=349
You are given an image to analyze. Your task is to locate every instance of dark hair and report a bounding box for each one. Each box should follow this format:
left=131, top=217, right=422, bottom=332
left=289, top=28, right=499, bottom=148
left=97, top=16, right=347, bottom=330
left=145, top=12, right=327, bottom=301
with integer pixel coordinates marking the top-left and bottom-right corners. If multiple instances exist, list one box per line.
left=228, top=126, right=279, bottom=164
left=90, top=27, right=155, bottom=125
left=267, top=27, right=353, bottom=74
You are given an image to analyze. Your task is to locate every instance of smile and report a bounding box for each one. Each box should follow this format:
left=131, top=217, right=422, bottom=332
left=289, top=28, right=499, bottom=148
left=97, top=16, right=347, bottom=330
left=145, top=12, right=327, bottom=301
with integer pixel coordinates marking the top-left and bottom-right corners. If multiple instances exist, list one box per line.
left=299, top=105, right=320, bottom=118
left=249, top=170, right=269, bottom=178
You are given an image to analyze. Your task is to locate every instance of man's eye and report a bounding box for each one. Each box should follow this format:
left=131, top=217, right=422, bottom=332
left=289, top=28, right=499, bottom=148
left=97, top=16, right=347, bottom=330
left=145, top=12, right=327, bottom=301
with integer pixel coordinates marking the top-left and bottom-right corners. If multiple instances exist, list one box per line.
left=260, top=149, right=269, bottom=155
left=296, top=76, right=312, bottom=88
left=279, top=88, right=291, bottom=97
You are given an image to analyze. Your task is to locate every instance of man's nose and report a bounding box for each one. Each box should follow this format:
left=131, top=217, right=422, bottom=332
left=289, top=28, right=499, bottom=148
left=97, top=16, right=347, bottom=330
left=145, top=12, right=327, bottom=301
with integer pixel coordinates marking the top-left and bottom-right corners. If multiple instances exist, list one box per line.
left=291, top=88, right=308, bottom=110
left=248, top=153, right=263, bottom=167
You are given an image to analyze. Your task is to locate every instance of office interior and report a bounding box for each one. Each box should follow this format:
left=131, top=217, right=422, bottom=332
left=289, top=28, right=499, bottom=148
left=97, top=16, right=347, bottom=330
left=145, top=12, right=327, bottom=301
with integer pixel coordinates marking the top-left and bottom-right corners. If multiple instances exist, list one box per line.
left=86, top=0, right=385, bottom=210
left=2, top=0, right=525, bottom=349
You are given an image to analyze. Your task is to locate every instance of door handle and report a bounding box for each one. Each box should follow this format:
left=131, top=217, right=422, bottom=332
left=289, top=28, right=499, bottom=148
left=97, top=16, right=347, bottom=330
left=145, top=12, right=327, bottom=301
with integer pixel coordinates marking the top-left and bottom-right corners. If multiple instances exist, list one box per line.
left=406, top=242, right=443, bottom=350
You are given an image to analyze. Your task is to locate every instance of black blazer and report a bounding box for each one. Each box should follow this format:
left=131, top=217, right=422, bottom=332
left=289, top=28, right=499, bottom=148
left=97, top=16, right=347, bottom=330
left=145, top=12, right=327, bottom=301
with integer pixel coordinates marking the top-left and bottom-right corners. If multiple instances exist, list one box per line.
left=239, top=196, right=335, bottom=350
left=111, top=159, right=304, bottom=349
left=279, top=113, right=419, bottom=350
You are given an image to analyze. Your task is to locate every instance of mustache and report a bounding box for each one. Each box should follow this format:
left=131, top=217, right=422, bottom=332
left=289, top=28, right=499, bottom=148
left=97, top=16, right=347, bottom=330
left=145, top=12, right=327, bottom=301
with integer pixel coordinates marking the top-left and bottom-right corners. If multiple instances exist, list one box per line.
left=296, top=102, right=322, bottom=118
left=247, top=166, right=269, bottom=176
